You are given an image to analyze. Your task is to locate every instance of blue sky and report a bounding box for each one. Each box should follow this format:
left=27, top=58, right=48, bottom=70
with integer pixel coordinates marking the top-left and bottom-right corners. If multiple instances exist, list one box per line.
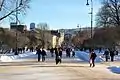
left=1, top=0, right=102, bottom=30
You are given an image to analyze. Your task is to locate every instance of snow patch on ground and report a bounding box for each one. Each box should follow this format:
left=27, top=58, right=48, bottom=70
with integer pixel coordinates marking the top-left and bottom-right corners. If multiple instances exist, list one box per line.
left=0, top=51, right=35, bottom=62
left=108, top=66, right=120, bottom=74
left=75, top=51, right=104, bottom=62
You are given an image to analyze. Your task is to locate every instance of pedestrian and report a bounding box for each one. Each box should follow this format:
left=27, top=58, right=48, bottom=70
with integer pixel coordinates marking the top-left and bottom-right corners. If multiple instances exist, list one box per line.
left=115, top=50, right=118, bottom=55
left=41, top=48, right=47, bottom=62
left=50, top=47, right=54, bottom=57
left=30, top=47, right=34, bottom=52
left=89, top=49, right=97, bottom=67
left=36, top=48, right=41, bottom=62
left=58, top=47, right=63, bottom=58
left=104, top=49, right=109, bottom=62
left=66, top=48, right=71, bottom=57
left=23, top=47, right=25, bottom=53
left=110, top=49, right=115, bottom=62
left=99, top=47, right=102, bottom=53
left=55, top=48, right=61, bottom=65
left=72, top=48, right=75, bottom=57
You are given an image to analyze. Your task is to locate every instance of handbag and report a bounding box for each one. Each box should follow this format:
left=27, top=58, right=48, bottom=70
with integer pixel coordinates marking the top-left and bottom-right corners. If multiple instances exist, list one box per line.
left=89, top=59, right=92, bottom=64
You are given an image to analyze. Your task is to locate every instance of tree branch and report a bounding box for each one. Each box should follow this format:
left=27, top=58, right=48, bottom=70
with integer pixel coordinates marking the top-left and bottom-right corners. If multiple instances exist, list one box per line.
left=0, top=0, right=5, bottom=11
left=0, top=4, right=23, bottom=21
left=0, top=0, right=30, bottom=21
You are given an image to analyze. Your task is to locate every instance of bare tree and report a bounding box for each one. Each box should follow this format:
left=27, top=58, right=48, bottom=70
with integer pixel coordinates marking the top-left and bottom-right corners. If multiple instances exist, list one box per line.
left=37, top=23, right=49, bottom=30
left=0, top=0, right=31, bottom=21
left=37, top=23, right=50, bottom=48
left=0, top=28, right=15, bottom=54
left=96, top=4, right=111, bottom=27
left=96, top=0, right=120, bottom=27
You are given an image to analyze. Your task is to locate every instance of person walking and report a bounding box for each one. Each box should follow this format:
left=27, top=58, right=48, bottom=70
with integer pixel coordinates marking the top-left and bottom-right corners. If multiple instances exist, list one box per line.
left=55, top=48, right=61, bottom=65
left=50, top=47, right=54, bottom=57
left=36, top=48, right=41, bottom=62
left=72, top=48, right=75, bottom=57
left=104, top=49, right=109, bottom=62
left=58, top=47, right=63, bottom=58
left=115, top=50, right=118, bottom=55
left=110, top=49, right=115, bottom=62
left=66, top=48, right=71, bottom=57
left=41, top=48, right=47, bottom=62
left=89, top=49, right=97, bottom=67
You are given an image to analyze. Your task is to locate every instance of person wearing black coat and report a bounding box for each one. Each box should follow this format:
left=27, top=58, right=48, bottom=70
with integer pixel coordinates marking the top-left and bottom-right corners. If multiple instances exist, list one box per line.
left=41, top=49, right=47, bottom=62
left=36, top=48, right=41, bottom=62
left=110, top=50, right=115, bottom=62
left=50, top=48, right=54, bottom=57
left=58, top=47, right=63, bottom=58
left=55, top=48, right=61, bottom=65
left=66, top=48, right=71, bottom=57
left=89, top=49, right=97, bottom=67
left=104, top=49, right=109, bottom=62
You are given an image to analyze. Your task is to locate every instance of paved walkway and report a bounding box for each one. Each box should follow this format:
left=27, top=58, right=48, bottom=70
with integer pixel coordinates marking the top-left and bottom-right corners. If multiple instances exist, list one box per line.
left=0, top=52, right=120, bottom=80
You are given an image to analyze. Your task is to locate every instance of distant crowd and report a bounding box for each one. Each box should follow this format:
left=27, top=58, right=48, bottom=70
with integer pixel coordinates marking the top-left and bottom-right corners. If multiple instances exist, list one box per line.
left=36, top=47, right=75, bottom=65
left=9, top=46, right=120, bottom=67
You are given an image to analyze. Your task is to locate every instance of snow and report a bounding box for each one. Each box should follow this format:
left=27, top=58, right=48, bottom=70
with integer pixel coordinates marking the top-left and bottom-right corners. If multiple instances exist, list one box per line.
left=1, top=49, right=120, bottom=62
left=76, top=51, right=104, bottom=62
left=0, top=50, right=120, bottom=75
left=0, top=49, right=120, bottom=63
left=0, top=51, right=36, bottom=62
left=76, top=50, right=120, bottom=62
left=108, top=66, right=120, bottom=74
left=76, top=50, right=120, bottom=74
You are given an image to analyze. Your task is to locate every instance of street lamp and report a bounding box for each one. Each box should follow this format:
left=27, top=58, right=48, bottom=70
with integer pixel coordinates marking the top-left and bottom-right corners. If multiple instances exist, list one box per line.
left=86, top=0, right=93, bottom=38
left=15, top=0, right=23, bottom=55
left=77, top=24, right=79, bottom=36
left=77, top=24, right=82, bottom=46
left=77, top=24, right=81, bottom=33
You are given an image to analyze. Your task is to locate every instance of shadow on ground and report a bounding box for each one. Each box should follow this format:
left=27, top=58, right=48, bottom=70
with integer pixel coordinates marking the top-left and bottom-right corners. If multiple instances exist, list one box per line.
left=0, top=61, right=89, bottom=68
left=107, top=66, right=120, bottom=74
left=30, top=65, right=89, bottom=68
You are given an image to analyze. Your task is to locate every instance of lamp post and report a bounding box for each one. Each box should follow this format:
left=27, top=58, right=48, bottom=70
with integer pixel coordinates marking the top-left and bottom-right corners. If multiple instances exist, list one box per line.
left=77, top=24, right=82, bottom=47
left=77, top=24, right=81, bottom=32
left=86, top=0, right=93, bottom=38
left=77, top=24, right=81, bottom=35
left=15, top=0, right=23, bottom=55
left=77, top=24, right=79, bottom=28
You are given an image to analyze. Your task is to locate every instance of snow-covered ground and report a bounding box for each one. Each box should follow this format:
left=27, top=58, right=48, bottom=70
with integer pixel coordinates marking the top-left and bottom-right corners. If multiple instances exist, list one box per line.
left=0, top=50, right=120, bottom=74
left=0, top=51, right=36, bottom=62
left=76, top=50, right=120, bottom=74
left=76, top=50, right=120, bottom=62
left=76, top=51, right=104, bottom=62
left=107, top=66, right=120, bottom=74
left=1, top=50, right=120, bottom=62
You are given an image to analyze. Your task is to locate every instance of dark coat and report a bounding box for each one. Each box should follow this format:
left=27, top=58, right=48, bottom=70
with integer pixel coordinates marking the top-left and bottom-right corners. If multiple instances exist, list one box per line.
left=41, top=50, right=46, bottom=56
left=110, top=50, right=115, bottom=57
left=90, top=52, right=97, bottom=59
left=104, top=50, right=109, bottom=56
left=37, top=49, right=41, bottom=56
left=50, top=48, right=54, bottom=53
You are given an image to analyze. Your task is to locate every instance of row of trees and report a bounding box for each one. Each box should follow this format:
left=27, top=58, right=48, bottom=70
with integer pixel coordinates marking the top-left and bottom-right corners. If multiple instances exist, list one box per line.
left=0, top=23, right=52, bottom=54
left=72, top=0, right=120, bottom=49
left=0, top=0, right=54, bottom=53
left=94, top=0, right=120, bottom=48
left=0, top=0, right=31, bottom=54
